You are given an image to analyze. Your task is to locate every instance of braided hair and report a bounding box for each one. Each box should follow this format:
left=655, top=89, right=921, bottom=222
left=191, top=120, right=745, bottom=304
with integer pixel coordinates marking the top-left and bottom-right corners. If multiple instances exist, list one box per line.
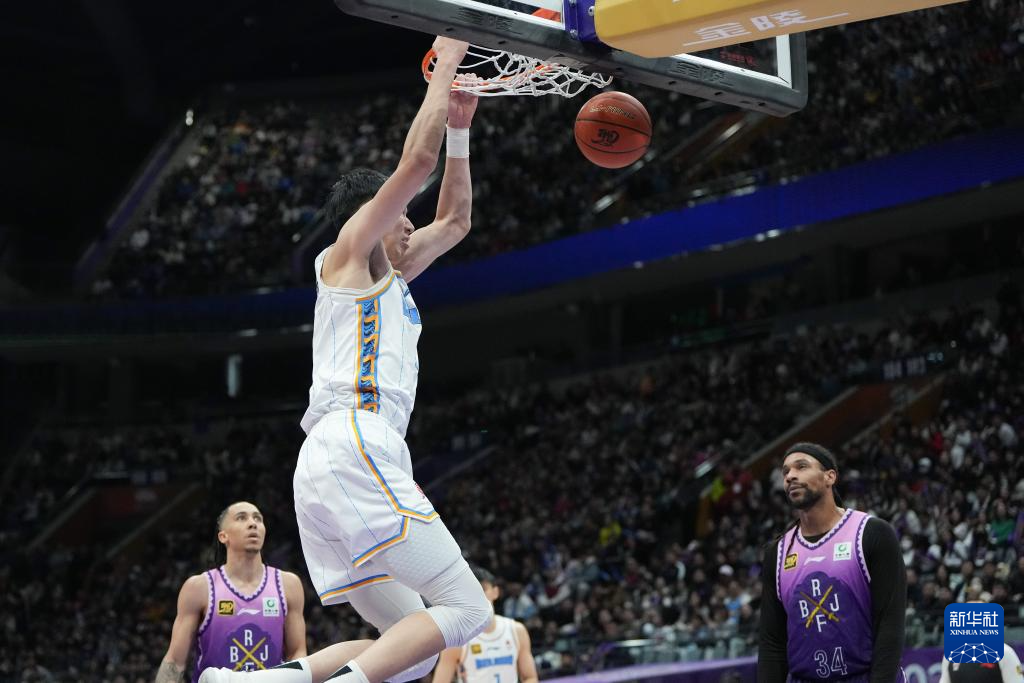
left=210, top=503, right=233, bottom=568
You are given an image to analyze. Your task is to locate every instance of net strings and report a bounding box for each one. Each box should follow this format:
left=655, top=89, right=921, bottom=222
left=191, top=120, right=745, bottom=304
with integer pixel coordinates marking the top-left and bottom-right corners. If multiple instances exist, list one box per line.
left=426, top=45, right=612, bottom=98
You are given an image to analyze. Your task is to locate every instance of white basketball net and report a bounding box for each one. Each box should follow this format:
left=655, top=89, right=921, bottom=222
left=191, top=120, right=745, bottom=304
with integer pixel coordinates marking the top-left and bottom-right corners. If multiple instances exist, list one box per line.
left=422, top=45, right=612, bottom=98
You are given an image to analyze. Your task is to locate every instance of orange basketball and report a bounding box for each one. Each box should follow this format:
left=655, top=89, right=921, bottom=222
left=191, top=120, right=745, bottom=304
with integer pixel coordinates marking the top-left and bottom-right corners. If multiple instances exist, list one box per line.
left=574, top=91, right=652, bottom=169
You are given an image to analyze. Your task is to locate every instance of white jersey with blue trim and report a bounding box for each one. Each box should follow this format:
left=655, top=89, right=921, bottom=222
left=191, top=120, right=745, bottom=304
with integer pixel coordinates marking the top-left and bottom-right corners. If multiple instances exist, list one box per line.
left=300, top=247, right=421, bottom=437
left=461, top=616, right=520, bottom=683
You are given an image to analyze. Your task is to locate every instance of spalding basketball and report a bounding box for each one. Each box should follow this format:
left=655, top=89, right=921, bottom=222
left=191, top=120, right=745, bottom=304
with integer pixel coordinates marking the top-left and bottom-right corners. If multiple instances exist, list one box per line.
left=574, top=91, right=652, bottom=169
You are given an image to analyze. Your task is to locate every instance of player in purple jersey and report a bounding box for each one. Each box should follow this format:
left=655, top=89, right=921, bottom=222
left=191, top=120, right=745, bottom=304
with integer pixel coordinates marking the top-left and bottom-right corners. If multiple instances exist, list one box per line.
left=154, top=502, right=309, bottom=683
left=758, top=443, right=907, bottom=683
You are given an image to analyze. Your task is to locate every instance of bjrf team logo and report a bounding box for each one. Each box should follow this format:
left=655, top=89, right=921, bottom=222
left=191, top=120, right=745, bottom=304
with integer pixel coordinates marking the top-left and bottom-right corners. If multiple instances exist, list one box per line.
left=944, top=603, right=1004, bottom=663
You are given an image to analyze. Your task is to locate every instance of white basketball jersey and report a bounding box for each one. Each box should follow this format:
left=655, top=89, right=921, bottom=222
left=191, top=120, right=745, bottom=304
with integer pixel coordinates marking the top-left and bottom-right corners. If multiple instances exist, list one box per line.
left=300, top=248, right=421, bottom=437
left=461, top=617, right=520, bottom=683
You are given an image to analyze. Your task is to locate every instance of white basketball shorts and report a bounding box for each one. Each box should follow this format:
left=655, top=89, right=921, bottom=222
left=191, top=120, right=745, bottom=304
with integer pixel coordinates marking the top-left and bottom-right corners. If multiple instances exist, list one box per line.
left=294, top=408, right=440, bottom=605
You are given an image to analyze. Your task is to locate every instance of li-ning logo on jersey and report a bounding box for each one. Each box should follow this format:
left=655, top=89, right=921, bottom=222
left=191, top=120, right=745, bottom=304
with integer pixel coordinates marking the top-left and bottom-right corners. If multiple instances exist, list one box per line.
left=228, top=625, right=273, bottom=672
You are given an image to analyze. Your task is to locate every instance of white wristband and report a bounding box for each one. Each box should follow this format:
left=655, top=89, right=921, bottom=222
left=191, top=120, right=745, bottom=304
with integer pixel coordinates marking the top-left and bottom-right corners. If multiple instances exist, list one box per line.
left=446, top=126, right=470, bottom=159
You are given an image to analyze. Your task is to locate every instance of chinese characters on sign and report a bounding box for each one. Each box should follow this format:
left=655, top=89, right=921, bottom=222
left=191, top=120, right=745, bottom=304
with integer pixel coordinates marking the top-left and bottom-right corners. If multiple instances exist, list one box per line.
left=948, top=611, right=1001, bottom=629
left=944, top=603, right=1004, bottom=664
left=682, top=9, right=851, bottom=47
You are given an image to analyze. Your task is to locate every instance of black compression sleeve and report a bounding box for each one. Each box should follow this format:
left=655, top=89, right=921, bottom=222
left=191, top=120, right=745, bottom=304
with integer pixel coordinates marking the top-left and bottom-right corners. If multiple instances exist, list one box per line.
left=864, top=518, right=907, bottom=683
left=758, top=540, right=790, bottom=683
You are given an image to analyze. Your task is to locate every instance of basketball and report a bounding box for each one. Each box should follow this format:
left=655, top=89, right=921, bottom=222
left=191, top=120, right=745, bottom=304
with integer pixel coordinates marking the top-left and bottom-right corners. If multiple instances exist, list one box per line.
left=574, top=91, right=652, bottom=169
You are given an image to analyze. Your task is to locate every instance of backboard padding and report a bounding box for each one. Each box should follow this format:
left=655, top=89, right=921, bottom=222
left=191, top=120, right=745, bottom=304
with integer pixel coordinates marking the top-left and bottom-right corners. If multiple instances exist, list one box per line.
left=335, top=0, right=808, bottom=115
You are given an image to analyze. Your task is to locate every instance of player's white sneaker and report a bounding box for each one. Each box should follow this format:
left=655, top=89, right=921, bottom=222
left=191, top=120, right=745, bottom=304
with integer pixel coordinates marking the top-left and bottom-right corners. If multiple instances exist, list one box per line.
left=198, top=668, right=234, bottom=683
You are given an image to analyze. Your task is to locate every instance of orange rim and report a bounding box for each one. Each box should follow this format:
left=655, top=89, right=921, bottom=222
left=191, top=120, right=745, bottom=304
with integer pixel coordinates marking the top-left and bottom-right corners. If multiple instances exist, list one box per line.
left=422, top=48, right=554, bottom=93
left=422, top=7, right=561, bottom=92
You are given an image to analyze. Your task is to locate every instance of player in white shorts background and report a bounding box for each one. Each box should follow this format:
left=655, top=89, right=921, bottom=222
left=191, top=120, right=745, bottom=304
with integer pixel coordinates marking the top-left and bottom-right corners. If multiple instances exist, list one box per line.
left=201, top=36, right=492, bottom=683
left=432, top=567, right=538, bottom=683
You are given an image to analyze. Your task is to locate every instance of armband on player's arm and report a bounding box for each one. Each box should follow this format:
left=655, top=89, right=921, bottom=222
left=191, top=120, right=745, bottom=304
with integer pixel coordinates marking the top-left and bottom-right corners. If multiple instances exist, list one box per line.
left=446, top=126, right=469, bottom=158
left=444, top=74, right=477, bottom=161
left=330, top=38, right=469, bottom=265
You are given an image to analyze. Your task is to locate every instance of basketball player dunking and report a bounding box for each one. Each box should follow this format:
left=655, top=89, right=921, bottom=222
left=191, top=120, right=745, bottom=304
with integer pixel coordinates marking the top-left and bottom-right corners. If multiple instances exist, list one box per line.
left=432, top=567, right=538, bottom=683
left=155, top=502, right=307, bottom=682
left=201, top=36, right=494, bottom=683
left=758, top=443, right=907, bottom=683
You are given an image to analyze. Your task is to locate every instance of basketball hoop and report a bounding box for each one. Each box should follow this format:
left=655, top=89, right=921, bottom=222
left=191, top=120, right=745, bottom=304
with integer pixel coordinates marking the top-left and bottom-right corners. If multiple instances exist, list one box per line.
left=422, top=45, right=612, bottom=98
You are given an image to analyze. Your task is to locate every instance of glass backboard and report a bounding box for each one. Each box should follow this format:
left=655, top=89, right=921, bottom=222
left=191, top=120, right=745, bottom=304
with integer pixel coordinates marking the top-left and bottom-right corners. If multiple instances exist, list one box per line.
left=335, top=0, right=808, bottom=115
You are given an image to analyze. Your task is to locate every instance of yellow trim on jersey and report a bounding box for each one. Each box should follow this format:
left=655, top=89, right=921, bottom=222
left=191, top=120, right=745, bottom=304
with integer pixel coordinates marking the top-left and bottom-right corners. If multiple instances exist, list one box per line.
left=355, top=271, right=396, bottom=302
left=353, top=270, right=397, bottom=414
left=350, top=271, right=394, bottom=413
left=354, top=297, right=381, bottom=412
left=352, top=309, right=364, bottom=412
left=349, top=412, right=439, bottom=524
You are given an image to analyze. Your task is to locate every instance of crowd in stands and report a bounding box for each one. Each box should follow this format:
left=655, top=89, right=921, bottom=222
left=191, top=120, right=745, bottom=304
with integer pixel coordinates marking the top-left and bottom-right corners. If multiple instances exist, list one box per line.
left=0, top=419, right=309, bottom=683
left=91, top=1, right=1024, bottom=298
left=425, top=299, right=1024, bottom=670
left=2, top=426, right=192, bottom=553
left=4, top=290, right=1023, bottom=680
left=92, top=96, right=420, bottom=298
left=632, top=0, right=1024, bottom=214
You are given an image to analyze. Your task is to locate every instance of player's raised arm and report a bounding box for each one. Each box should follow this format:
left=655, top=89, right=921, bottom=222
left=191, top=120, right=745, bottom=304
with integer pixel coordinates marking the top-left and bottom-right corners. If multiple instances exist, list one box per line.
left=155, top=575, right=207, bottom=683
left=397, top=78, right=479, bottom=282
left=328, top=37, right=469, bottom=269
